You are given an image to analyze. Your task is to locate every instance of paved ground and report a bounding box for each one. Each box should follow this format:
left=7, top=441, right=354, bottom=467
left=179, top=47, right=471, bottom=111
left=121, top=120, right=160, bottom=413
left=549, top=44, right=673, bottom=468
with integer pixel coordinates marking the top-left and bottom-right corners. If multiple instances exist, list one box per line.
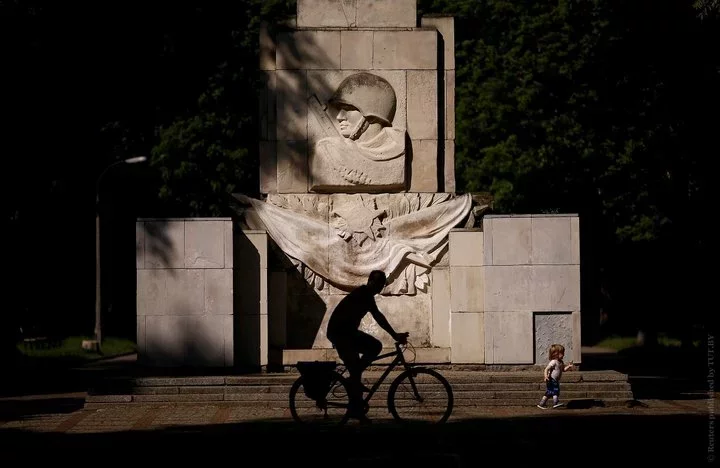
left=2, top=349, right=716, bottom=465
left=0, top=391, right=716, bottom=465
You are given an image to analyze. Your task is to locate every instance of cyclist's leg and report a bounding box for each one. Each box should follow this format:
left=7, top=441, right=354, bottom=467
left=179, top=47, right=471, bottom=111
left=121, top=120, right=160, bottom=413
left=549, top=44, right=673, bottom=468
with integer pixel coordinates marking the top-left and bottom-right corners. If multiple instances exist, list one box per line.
left=354, top=330, right=382, bottom=371
left=333, top=337, right=364, bottom=414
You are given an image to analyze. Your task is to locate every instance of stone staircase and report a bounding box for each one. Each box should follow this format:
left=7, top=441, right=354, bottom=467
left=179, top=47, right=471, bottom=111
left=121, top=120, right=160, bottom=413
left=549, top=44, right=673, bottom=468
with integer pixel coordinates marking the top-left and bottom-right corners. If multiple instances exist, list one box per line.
left=84, top=370, right=634, bottom=409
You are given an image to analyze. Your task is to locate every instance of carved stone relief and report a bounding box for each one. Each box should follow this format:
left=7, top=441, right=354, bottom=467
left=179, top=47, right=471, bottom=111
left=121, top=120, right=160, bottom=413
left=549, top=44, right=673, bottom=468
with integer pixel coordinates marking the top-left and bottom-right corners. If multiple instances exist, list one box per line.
left=308, top=72, right=406, bottom=192
left=235, top=192, right=472, bottom=296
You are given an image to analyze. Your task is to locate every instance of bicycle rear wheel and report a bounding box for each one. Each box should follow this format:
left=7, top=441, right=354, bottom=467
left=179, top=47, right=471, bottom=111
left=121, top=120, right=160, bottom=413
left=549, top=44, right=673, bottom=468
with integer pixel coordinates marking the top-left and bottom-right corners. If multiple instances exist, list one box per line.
left=289, top=371, right=351, bottom=426
left=387, top=367, right=453, bottom=424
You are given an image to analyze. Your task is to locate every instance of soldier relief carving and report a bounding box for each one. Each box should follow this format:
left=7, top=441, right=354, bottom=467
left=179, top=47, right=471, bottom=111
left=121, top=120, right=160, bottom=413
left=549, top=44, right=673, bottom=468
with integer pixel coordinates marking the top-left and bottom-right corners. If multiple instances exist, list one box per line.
left=236, top=74, right=473, bottom=296
left=309, top=72, right=406, bottom=192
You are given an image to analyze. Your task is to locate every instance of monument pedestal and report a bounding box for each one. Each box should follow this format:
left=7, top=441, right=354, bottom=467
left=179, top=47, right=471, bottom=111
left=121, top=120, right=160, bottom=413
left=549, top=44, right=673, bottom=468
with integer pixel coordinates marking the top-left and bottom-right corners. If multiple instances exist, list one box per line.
left=134, top=0, right=582, bottom=370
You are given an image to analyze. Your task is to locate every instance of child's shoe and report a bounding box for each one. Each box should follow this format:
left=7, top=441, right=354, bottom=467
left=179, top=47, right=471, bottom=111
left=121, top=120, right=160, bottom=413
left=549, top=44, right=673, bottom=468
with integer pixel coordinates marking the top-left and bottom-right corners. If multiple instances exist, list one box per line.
left=552, top=402, right=565, bottom=408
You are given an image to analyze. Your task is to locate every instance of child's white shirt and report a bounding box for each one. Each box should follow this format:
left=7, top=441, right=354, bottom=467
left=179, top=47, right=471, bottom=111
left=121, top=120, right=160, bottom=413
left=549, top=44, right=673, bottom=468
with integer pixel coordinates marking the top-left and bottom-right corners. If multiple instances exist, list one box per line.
left=545, top=359, right=564, bottom=381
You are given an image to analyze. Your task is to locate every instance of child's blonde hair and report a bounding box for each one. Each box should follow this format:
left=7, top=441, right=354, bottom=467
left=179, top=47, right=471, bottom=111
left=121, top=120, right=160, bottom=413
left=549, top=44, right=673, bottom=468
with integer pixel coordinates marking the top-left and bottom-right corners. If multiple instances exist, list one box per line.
left=549, top=344, right=565, bottom=360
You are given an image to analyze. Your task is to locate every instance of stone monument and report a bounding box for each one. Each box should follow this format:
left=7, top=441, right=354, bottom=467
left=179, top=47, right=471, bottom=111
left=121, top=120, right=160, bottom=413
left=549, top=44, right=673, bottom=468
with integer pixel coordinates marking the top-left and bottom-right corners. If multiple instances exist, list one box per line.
left=135, top=0, right=582, bottom=370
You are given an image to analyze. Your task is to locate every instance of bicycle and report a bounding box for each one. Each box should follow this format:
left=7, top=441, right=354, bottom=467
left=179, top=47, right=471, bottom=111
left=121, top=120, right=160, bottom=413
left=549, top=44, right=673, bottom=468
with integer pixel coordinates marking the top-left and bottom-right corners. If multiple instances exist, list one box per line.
left=288, top=340, right=453, bottom=425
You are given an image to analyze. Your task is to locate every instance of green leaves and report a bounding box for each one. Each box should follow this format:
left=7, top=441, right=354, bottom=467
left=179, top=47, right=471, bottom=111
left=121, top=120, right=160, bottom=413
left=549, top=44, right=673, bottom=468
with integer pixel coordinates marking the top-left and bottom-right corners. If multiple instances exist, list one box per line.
left=445, top=0, right=715, bottom=252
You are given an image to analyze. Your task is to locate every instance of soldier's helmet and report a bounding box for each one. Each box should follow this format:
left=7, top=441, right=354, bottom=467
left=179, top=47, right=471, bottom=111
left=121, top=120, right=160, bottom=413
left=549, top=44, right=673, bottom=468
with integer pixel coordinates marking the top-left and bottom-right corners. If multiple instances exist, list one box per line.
left=329, top=72, right=396, bottom=127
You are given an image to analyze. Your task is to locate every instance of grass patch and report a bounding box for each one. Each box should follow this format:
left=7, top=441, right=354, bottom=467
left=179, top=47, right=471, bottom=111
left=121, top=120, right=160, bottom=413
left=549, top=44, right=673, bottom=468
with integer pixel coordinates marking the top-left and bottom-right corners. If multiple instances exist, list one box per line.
left=17, top=335, right=136, bottom=363
left=595, top=333, right=698, bottom=351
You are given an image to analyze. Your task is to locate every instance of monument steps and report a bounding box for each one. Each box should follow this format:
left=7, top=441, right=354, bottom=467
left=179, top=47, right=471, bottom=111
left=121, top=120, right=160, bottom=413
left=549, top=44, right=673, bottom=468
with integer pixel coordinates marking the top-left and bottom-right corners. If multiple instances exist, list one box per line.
left=85, top=370, right=634, bottom=409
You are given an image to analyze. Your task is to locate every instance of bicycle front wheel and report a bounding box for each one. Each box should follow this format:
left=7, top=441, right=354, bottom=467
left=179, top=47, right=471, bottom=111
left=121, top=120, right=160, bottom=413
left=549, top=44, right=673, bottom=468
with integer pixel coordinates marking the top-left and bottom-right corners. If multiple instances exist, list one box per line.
left=387, top=367, right=453, bottom=424
left=288, top=372, right=351, bottom=426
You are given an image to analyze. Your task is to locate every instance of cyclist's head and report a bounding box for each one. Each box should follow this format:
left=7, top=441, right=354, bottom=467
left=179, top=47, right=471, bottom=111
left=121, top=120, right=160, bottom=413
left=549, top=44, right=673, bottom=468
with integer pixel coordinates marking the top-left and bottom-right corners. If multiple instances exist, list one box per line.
left=367, top=270, right=386, bottom=294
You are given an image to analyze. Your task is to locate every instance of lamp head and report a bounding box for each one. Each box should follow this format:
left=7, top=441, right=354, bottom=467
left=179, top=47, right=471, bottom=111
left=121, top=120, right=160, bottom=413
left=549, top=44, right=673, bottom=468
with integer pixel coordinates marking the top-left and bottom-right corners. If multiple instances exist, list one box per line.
left=124, top=156, right=147, bottom=164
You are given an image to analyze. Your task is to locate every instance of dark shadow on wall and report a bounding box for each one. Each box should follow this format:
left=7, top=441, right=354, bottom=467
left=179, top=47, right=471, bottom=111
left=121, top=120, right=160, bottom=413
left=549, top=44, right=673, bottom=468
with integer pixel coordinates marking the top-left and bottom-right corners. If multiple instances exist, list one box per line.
left=126, top=10, right=338, bottom=369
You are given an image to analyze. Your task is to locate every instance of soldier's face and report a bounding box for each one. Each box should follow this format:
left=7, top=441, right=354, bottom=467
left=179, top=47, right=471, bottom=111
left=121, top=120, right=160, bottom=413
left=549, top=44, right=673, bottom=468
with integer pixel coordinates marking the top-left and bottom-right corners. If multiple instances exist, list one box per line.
left=336, top=105, right=364, bottom=137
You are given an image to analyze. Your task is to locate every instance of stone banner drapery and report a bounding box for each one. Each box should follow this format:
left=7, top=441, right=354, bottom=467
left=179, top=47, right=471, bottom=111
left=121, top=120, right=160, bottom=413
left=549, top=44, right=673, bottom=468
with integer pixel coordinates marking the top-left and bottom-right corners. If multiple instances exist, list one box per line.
left=235, top=192, right=472, bottom=295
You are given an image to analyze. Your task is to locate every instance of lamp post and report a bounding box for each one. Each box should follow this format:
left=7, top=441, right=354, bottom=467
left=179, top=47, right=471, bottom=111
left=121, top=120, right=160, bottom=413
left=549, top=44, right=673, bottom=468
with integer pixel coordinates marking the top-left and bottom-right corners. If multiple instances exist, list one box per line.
left=91, top=156, right=147, bottom=352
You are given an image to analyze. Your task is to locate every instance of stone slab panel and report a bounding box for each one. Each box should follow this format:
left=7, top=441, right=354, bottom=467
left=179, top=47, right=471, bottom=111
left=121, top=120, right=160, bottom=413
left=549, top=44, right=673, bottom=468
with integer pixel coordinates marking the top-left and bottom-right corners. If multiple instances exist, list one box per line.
left=356, top=0, right=416, bottom=28
left=224, top=315, right=234, bottom=367
left=483, top=218, right=493, bottom=265
left=276, top=31, right=341, bottom=70
left=409, top=139, right=438, bottom=192
left=204, top=269, right=233, bottom=315
left=571, top=216, right=580, bottom=264
left=407, top=70, right=438, bottom=140
left=268, top=271, right=288, bottom=348
left=242, top=231, right=268, bottom=269
left=413, top=347, right=450, bottom=363
left=445, top=70, right=455, bottom=139
left=276, top=70, right=308, bottom=141
left=285, top=288, right=329, bottom=349
left=234, top=231, right=268, bottom=317
left=297, top=0, right=357, bottom=28
left=283, top=349, right=330, bottom=365
left=185, top=315, right=227, bottom=367
left=489, top=216, right=532, bottom=265
left=277, top=140, right=308, bottom=193
left=143, top=220, right=185, bottom=269
left=223, top=221, right=233, bottom=269
left=297, top=292, right=335, bottom=349
left=259, top=22, right=275, bottom=70
left=431, top=268, right=451, bottom=348
left=137, top=269, right=205, bottom=316
left=449, top=230, right=483, bottom=267
left=365, top=293, right=432, bottom=347
left=184, top=220, right=225, bottom=268
left=373, top=31, right=437, bottom=70
left=136, top=222, right=145, bottom=269
left=484, top=312, right=534, bottom=364
left=136, top=315, right=146, bottom=362
left=311, top=291, right=431, bottom=349
left=531, top=217, right=573, bottom=264
left=237, top=314, right=268, bottom=367
left=450, top=266, right=484, bottom=313
left=533, top=312, right=573, bottom=365
left=483, top=265, right=580, bottom=312
left=451, top=312, right=484, bottom=363
left=145, top=315, right=187, bottom=366
left=261, top=71, right=277, bottom=141
left=235, top=266, right=268, bottom=317
left=260, top=141, right=278, bottom=194
left=421, top=16, right=455, bottom=70
left=483, top=266, right=532, bottom=312
left=531, top=265, right=581, bottom=311
left=444, top=139, right=455, bottom=192
left=341, top=30, right=373, bottom=69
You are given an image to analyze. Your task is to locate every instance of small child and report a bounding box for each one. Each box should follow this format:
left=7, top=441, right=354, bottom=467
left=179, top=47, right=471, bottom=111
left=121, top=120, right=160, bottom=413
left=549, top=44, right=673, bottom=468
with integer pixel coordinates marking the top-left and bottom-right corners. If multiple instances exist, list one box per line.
left=537, top=344, right=575, bottom=409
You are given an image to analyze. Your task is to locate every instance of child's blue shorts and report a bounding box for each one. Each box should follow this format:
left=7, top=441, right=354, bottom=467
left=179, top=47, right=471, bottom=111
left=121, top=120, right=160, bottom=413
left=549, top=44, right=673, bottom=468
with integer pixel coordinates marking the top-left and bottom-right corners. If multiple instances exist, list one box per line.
left=545, top=378, right=560, bottom=397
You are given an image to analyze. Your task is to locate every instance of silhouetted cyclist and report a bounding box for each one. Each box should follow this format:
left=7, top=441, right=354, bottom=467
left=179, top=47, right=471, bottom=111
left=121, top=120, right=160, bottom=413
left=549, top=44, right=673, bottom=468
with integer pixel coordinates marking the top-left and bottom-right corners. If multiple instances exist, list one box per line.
left=326, top=270, right=409, bottom=423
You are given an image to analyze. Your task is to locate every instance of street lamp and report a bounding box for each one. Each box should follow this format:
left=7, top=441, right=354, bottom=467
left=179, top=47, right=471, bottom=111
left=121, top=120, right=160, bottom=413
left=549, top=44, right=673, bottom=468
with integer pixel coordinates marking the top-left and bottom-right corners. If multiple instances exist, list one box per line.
left=88, top=156, right=147, bottom=353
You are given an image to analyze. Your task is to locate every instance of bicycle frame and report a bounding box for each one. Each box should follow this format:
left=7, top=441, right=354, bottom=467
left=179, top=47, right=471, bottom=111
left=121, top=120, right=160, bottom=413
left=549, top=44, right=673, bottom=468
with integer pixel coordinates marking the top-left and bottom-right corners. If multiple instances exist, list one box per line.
left=363, top=342, right=412, bottom=402
left=329, top=342, right=419, bottom=407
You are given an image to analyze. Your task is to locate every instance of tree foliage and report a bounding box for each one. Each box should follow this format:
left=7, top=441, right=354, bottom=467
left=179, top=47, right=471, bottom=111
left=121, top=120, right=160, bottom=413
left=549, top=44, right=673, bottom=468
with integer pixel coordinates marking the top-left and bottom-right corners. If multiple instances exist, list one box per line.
left=146, top=0, right=295, bottom=217
left=419, top=0, right=716, bottom=337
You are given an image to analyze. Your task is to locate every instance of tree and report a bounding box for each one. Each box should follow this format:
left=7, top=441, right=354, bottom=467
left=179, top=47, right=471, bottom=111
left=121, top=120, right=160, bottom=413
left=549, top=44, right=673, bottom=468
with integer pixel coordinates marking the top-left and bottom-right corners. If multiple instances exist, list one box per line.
left=419, top=0, right=717, bottom=343
left=149, top=0, right=295, bottom=217
left=694, top=0, right=720, bottom=19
